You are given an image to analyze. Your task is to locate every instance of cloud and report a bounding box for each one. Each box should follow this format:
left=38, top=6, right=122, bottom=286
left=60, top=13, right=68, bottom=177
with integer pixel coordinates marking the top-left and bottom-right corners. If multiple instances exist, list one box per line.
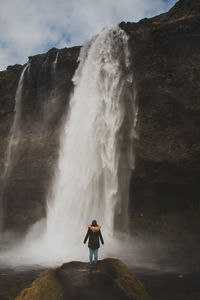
left=0, top=0, right=177, bottom=70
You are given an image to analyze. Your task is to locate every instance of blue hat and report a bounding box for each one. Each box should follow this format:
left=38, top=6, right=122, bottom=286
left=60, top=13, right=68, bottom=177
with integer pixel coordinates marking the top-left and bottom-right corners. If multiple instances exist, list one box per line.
left=92, top=220, right=97, bottom=226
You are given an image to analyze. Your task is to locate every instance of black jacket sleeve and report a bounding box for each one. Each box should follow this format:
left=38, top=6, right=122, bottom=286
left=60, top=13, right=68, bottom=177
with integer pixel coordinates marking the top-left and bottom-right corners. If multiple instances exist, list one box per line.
left=99, top=230, right=104, bottom=245
left=83, top=228, right=90, bottom=244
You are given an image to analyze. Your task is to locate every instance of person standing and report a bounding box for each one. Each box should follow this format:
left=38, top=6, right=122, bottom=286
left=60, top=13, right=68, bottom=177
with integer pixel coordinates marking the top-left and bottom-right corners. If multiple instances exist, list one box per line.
left=83, top=220, right=104, bottom=265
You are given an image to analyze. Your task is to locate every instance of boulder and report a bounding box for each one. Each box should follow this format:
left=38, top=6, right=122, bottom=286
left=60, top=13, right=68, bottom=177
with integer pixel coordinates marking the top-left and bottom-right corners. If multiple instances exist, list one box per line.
left=15, top=259, right=152, bottom=300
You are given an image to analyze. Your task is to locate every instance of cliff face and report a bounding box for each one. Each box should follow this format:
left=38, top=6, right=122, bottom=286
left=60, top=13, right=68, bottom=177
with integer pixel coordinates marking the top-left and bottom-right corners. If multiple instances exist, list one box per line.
left=0, top=0, right=199, bottom=231
left=120, top=0, right=200, bottom=213
left=0, top=47, right=80, bottom=231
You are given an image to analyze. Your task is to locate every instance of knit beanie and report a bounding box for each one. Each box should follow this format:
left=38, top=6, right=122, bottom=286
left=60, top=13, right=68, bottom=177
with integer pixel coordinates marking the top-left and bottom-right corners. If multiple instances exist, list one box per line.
left=92, top=220, right=97, bottom=226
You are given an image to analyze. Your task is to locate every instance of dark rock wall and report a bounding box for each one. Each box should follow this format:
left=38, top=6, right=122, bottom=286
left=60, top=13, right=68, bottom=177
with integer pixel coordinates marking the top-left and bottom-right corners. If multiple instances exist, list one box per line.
left=0, top=0, right=199, bottom=231
left=120, top=0, right=200, bottom=213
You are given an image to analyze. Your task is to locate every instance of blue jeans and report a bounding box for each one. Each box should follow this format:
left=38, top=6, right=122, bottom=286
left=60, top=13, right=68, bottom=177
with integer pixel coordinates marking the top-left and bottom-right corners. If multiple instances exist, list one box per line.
left=89, top=248, right=98, bottom=264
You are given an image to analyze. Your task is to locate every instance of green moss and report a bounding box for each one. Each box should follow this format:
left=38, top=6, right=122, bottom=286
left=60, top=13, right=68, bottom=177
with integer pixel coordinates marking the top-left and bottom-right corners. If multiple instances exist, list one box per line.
left=15, top=269, right=63, bottom=300
left=112, top=259, right=152, bottom=300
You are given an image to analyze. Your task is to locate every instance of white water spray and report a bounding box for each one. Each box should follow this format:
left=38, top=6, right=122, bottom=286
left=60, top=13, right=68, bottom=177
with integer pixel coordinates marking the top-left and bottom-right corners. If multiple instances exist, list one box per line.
left=52, top=51, right=59, bottom=77
left=45, top=26, right=132, bottom=254
left=0, top=26, right=139, bottom=267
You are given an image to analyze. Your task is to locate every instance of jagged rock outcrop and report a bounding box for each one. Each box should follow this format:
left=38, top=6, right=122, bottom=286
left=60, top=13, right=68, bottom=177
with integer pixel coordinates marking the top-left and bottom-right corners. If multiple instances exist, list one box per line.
left=15, top=259, right=152, bottom=300
left=0, top=0, right=199, bottom=231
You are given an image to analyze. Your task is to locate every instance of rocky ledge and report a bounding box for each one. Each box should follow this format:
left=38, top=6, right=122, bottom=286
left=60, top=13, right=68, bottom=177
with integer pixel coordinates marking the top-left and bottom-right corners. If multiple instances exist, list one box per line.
left=14, top=259, right=151, bottom=300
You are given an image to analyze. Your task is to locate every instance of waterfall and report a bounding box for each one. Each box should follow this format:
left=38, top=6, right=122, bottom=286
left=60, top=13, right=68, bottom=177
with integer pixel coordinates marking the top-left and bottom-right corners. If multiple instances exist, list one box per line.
left=0, top=26, right=137, bottom=267
left=3, top=63, right=30, bottom=178
left=46, top=27, right=131, bottom=241
left=52, top=51, right=59, bottom=77
left=40, top=25, right=136, bottom=263
left=0, top=51, right=59, bottom=234
left=0, top=64, right=30, bottom=231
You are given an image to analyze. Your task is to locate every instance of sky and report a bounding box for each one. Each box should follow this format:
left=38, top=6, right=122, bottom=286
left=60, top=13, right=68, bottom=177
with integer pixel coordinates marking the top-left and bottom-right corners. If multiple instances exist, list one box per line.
left=0, top=0, right=178, bottom=71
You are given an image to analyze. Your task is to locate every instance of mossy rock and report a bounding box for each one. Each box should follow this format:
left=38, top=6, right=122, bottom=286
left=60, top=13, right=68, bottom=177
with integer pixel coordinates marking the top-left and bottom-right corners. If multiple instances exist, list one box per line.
left=112, top=259, right=152, bottom=300
left=15, top=269, right=63, bottom=300
left=15, top=259, right=152, bottom=300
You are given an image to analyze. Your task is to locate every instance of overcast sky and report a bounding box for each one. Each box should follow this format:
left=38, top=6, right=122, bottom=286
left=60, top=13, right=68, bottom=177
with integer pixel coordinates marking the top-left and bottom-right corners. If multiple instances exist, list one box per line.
left=0, top=0, right=178, bottom=71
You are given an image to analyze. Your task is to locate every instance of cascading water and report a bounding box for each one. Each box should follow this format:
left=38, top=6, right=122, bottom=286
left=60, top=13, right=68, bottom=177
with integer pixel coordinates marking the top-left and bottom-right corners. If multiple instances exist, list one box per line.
left=3, top=63, right=30, bottom=179
left=0, top=51, right=60, bottom=235
left=0, top=64, right=30, bottom=232
left=52, top=51, right=59, bottom=77
left=45, top=26, right=132, bottom=246
left=0, top=26, right=138, bottom=267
